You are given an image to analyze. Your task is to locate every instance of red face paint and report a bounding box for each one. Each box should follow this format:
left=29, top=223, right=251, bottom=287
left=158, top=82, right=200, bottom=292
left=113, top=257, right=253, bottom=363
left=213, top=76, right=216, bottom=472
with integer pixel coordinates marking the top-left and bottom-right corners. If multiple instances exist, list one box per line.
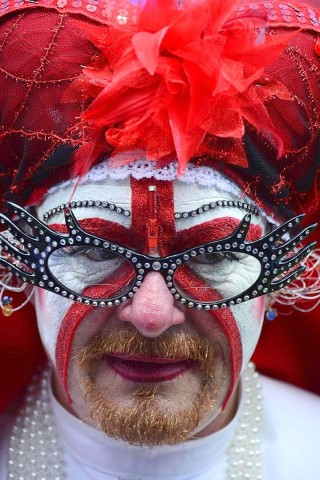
left=51, top=180, right=266, bottom=408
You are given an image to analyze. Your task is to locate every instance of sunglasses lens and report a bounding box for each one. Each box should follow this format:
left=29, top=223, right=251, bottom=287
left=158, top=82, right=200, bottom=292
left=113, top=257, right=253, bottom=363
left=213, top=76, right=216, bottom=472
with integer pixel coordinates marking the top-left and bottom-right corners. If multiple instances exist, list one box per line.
left=47, top=246, right=136, bottom=299
left=173, top=251, right=261, bottom=304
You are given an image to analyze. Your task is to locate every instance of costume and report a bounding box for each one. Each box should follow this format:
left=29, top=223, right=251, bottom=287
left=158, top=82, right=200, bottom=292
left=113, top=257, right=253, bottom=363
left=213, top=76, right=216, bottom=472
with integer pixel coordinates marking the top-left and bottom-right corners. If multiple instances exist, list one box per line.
left=1, top=0, right=320, bottom=479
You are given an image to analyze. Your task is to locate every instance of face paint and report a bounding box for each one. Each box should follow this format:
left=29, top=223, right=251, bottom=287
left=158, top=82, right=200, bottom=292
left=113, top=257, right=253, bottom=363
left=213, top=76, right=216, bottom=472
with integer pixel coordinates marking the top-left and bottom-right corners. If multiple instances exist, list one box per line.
left=34, top=174, right=269, bottom=445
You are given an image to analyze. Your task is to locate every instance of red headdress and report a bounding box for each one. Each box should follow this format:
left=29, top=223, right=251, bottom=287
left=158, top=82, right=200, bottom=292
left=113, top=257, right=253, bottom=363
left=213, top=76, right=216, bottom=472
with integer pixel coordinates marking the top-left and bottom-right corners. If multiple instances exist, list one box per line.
left=0, top=0, right=319, bottom=217
left=0, top=0, right=320, bottom=411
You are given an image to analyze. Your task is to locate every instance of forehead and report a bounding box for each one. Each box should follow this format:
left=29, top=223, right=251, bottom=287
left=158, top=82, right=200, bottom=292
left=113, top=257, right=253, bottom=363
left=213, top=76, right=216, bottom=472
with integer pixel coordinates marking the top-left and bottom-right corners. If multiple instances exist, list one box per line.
left=37, top=176, right=264, bottom=230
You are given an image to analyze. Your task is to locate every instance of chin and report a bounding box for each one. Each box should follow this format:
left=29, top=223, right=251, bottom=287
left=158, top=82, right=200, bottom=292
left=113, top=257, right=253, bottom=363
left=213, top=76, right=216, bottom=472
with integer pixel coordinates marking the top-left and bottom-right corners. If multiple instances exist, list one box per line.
left=68, top=343, right=230, bottom=446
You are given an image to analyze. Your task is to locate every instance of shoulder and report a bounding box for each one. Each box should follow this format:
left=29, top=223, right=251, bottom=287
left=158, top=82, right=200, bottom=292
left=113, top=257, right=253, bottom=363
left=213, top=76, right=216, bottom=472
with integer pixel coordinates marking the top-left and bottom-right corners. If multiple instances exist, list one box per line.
left=260, top=374, right=320, bottom=479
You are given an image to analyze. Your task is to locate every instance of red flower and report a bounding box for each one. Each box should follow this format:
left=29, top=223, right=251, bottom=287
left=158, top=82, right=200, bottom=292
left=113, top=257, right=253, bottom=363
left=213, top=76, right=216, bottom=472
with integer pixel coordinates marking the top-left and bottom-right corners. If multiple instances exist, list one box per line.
left=68, top=0, right=295, bottom=176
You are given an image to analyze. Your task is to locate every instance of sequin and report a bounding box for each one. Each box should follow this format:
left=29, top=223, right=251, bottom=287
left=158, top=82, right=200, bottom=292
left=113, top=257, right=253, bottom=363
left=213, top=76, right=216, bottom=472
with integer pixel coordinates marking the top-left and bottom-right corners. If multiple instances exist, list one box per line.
left=57, top=0, right=67, bottom=7
left=72, top=0, right=82, bottom=6
left=249, top=3, right=259, bottom=9
left=267, top=14, right=278, bottom=20
left=102, top=8, right=112, bottom=17
left=297, top=16, right=307, bottom=23
left=86, top=3, right=97, bottom=11
left=264, top=3, right=273, bottom=8
left=282, top=15, right=292, bottom=22
left=117, top=13, right=127, bottom=24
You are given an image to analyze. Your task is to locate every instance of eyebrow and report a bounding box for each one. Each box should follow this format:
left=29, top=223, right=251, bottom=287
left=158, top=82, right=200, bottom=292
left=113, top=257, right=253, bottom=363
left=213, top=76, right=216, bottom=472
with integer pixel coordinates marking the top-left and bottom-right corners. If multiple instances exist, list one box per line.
left=43, top=200, right=131, bottom=222
left=174, top=200, right=260, bottom=219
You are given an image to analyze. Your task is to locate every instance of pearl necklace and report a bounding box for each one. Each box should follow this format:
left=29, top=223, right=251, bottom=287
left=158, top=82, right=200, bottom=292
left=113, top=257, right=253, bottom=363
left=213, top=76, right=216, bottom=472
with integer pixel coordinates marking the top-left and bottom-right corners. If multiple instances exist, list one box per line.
left=6, top=363, right=262, bottom=480
left=7, top=368, right=64, bottom=480
left=226, top=363, right=263, bottom=480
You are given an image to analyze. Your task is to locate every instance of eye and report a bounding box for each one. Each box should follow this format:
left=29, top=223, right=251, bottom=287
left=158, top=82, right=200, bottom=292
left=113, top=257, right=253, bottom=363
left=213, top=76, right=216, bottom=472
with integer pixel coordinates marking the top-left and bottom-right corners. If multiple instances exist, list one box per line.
left=62, top=246, right=117, bottom=262
left=85, top=247, right=116, bottom=262
left=193, top=252, right=239, bottom=264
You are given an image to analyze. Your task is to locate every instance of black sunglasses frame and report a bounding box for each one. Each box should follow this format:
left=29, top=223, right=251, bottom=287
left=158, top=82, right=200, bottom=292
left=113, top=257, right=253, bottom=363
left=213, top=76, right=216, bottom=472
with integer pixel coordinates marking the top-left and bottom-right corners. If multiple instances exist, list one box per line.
left=0, top=202, right=317, bottom=310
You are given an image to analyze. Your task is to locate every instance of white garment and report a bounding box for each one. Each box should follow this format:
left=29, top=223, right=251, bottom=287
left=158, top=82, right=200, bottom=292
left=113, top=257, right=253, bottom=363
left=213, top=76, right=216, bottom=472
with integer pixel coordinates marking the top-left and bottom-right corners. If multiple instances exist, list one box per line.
left=0, top=374, right=319, bottom=480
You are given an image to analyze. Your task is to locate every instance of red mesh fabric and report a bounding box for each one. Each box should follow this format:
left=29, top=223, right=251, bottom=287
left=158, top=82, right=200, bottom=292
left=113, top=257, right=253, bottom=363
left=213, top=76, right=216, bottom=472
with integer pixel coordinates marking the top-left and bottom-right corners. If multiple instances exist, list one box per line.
left=0, top=9, right=99, bottom=203
left=0, top=1, right=318, bottom=215
left=264, top=30, right=320, bottom=213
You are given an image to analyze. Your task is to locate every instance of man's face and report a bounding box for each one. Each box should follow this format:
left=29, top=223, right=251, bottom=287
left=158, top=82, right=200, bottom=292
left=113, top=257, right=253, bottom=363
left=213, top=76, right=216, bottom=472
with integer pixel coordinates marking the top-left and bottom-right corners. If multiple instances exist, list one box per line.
left=34, top=174, right=267, bottom=446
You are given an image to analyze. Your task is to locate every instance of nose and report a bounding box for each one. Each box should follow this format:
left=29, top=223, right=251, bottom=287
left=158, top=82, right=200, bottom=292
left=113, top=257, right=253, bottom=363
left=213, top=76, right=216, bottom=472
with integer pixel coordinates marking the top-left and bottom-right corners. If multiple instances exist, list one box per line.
left=117, top=272, right=186, bottom=337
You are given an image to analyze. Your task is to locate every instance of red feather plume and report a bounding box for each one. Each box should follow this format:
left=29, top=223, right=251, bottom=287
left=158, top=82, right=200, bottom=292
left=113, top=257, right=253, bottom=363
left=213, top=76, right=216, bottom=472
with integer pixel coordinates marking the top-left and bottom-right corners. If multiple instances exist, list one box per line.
left=65, top=0, right=296, bottom=178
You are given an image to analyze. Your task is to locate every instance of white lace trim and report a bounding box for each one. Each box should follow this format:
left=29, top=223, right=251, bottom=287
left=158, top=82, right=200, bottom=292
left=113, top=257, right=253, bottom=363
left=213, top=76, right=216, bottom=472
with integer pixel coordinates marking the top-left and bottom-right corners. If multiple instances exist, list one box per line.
left=45, top=159, right=278, bottom=225
left=48, top=159, right=244, bottom=194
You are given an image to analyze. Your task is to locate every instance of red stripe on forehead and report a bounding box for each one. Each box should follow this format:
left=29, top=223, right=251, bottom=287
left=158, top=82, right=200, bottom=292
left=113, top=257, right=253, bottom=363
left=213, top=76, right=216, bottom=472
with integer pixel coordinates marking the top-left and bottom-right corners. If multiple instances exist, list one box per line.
left=157, top=180, right=177, bottom=255
left=130, top=178, right=176, bottom=255
left=176, top=218, right=262, bottom=252
left=50, top=219, right=133, bottom=247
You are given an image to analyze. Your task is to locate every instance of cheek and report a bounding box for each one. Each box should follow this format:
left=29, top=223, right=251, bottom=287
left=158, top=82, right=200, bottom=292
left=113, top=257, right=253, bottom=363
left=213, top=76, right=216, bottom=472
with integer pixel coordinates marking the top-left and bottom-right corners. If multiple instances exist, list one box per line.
left=34, top=287, right=72, bottom=365
left=230, top=297, right=265, bottom=368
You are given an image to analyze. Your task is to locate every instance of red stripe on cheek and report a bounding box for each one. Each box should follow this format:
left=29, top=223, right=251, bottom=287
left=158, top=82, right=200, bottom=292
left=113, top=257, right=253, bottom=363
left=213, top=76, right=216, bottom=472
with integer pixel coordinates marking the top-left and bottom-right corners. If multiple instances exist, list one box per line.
left=55, top=265, right=134, bottom=401
left=175, top=266, right=242, bottom=408
left=56, top=302, right=94, bottom=402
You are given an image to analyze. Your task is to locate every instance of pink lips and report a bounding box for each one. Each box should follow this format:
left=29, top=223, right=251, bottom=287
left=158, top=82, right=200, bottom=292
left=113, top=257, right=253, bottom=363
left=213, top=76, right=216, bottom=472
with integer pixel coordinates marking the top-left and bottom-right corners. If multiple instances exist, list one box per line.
left=107, top=353, right=195, bottom=382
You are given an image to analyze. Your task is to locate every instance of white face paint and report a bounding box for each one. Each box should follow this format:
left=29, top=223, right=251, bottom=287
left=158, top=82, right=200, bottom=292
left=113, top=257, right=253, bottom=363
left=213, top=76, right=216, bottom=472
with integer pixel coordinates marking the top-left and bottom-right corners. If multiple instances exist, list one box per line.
left=173, top=182, right=267, bottom=364
left=34, top=173, right=268, bottom=444
left=35, top=178, right=132, bottom=361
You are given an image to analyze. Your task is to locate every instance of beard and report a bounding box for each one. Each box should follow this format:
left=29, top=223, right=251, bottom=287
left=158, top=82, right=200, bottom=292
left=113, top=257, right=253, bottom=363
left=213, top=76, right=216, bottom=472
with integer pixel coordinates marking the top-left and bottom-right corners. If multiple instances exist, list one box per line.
left=77, top=325, right=228, bottom=446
